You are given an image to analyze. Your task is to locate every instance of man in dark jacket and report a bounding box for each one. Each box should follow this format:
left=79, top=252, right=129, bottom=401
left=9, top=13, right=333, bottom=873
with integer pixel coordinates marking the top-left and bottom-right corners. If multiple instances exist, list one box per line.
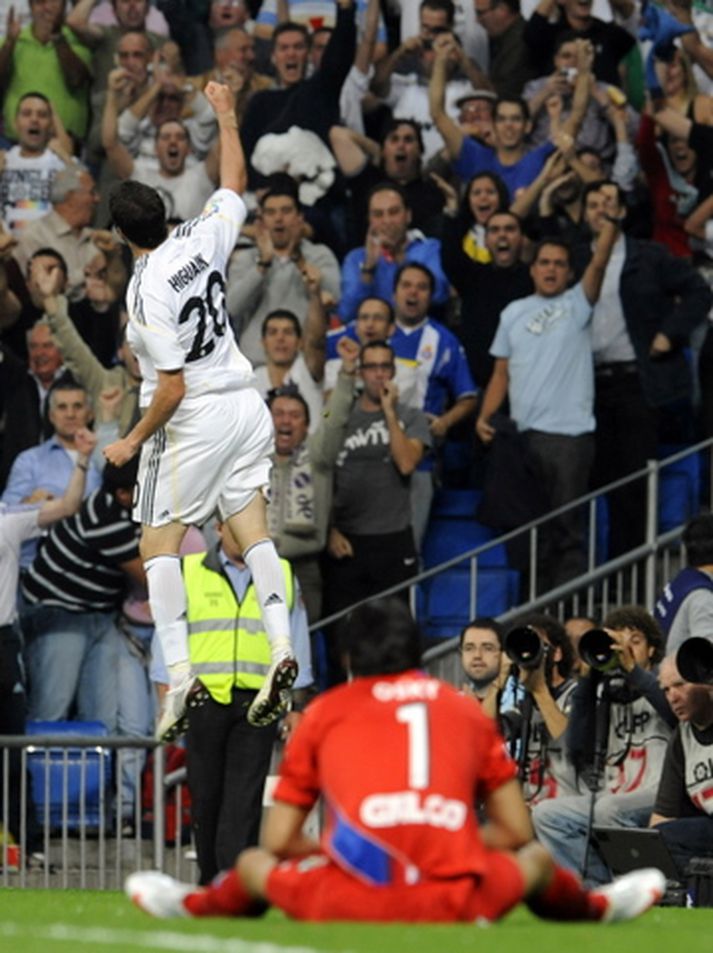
left=573, top=181, right=711, bottom=558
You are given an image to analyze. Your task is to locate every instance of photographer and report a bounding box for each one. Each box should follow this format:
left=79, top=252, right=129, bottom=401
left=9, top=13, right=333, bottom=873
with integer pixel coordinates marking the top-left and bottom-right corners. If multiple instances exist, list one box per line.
left=505, top=615, right=580, bottom=806
left=651, top=653, right=713, bottom=877
left=532, top=606, right=676, bottom=885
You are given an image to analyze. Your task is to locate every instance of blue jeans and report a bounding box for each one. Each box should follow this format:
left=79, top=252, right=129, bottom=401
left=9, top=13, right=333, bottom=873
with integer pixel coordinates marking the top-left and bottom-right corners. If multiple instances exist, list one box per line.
left=22, top=605, right=121, bottom=731
left=531, top=788, right=656, bottom=885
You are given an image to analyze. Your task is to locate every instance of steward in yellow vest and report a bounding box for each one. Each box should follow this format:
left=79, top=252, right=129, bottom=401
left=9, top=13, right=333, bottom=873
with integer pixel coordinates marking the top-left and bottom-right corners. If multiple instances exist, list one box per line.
left=184, top=546, right=294, bottom=706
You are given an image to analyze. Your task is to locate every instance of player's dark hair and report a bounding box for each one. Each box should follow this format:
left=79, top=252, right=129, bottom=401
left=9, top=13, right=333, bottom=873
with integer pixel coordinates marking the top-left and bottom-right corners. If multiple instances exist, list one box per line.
left=109, top=180, right=167, bottom=249
left=459, top=617, right=504, bottom=649
left=394, top=260, right=435, bottom=295
left=342, top=598, right=423, bottom=676
left=683, top=513, right=713, bottom=567
left=603, top=605, right=664, bottom=663
left=262, top=309, right=302, bottom=338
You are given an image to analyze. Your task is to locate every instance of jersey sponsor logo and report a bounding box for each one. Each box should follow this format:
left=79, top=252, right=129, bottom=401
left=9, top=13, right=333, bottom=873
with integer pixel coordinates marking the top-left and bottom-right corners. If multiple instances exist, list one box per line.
left=360, top=790, right=467, bottom=831
left=693, top=757, right=713, bottom=785
left=167, top=253, right=210, bottom=293
left=372, top=678, right=439, bottom=702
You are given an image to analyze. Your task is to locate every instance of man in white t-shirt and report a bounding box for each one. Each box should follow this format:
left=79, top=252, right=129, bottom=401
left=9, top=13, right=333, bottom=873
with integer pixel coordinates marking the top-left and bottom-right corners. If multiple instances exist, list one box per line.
left=102, top=82, right=297, bottom=742
left=0, top=92, right=71, bottom=235
left=103, top=68, right=218, bottom=220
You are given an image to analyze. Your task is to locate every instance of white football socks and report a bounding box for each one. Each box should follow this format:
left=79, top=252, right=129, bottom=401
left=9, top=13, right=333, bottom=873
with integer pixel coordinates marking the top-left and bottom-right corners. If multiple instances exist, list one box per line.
left=145, top=554, right=190, bottom=687
left=243, top=538, right=292, bottom=657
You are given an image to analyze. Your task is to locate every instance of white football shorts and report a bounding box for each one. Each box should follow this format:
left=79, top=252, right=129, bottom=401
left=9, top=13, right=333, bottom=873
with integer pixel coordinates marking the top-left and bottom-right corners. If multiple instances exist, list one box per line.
left=134, top=386, right=274, bottom=527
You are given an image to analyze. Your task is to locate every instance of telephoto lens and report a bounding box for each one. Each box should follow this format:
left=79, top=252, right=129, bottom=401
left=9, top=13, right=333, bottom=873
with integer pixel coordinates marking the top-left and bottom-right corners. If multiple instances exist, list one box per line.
left=504, top=625, right=544, bottom=670
left=677, top=637, right=713, bottom=685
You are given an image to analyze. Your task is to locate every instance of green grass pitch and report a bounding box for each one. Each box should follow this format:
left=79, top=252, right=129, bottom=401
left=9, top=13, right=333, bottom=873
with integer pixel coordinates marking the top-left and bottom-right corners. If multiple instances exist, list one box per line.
left=1, top=891, right=712, bottom=953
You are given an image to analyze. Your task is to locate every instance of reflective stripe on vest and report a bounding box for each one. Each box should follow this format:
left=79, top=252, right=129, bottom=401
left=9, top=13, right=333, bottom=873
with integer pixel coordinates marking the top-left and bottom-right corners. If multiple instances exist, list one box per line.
left=184, top=553, right=294, bottom=705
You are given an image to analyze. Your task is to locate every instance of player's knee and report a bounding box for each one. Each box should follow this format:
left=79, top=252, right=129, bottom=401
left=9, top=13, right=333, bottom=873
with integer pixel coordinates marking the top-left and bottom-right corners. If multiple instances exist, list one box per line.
left=237, top=847, right=274, bottom=897
left=518, top=841, right=554, bottom=895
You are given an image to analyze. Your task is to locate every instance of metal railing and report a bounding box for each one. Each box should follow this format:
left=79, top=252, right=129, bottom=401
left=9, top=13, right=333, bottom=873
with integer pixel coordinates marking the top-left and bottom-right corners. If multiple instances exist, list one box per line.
left=310, top=437, right=713, bottom=682
left=3, top=440, right=710, bottom=888
left=0, top=735, right=196, bottom=889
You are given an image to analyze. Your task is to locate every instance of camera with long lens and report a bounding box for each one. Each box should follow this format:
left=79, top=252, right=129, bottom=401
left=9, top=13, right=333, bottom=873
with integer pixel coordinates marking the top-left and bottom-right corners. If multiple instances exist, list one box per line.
left=504, top=625, right=546, bottom=670
left=676, top=637, right=713, bottom=685
left=579, top=628, right=621, bottom=674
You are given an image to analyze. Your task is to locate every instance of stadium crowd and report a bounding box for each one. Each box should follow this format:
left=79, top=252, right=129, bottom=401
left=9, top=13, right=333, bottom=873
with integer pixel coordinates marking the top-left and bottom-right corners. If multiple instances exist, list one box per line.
left=1, top=0, right=713, bottom=886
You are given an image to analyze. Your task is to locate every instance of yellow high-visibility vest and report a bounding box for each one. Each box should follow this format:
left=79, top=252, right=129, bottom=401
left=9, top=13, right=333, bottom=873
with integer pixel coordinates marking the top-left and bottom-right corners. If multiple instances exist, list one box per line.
left=184, top=552, right=294, bottom=705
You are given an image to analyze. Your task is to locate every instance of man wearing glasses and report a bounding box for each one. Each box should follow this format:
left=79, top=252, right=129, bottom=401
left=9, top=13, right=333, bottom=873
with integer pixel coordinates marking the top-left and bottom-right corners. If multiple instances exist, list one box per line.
left=322, top=339, right=431, bottom=681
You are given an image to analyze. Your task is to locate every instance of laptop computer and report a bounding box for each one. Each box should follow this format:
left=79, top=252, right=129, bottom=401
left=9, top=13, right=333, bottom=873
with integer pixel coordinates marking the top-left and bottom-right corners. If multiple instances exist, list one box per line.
left=593, top=826, right=681, bottom=882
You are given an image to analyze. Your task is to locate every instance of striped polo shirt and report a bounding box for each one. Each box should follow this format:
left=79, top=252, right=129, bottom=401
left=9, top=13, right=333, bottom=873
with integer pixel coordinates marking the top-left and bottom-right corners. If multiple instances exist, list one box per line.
left=22, top=489, right=140, bottom=612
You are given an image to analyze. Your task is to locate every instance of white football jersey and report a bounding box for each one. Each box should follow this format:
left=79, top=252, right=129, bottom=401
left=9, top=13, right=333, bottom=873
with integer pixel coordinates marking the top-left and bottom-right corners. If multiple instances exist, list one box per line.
left=126, top=189, right=254, bottom=411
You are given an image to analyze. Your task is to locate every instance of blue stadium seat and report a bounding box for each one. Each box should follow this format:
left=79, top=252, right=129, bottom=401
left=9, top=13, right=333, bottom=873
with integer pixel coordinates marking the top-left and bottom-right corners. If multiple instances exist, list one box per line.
left=658, top=447, right=701, bottom=532
left=422, top=517, right=508, bottom=569
left=430, top=488, right=482, bottom=518
left=26, top=720, right=112, bottom=831
left=417, top=566, right=520, bottom=639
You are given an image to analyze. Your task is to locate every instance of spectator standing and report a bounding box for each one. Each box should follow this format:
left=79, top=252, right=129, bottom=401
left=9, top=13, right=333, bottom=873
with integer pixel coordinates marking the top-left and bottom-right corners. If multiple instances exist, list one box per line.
left=182, top=520, right=313, bottom=884
left=0, top=0, right=92, bottom=142
left=226, top=180, right=339, bottom=367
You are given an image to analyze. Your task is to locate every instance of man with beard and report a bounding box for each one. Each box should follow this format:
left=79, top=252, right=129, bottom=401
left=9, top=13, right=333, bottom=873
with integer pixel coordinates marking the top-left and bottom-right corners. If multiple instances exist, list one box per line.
left=226, top=178, right=340, bottom=367
left=331, top=119, right=446, bottom=243
left=532, top=607, right=676, bottom=885
left=442, top=209, right=532, bottom=388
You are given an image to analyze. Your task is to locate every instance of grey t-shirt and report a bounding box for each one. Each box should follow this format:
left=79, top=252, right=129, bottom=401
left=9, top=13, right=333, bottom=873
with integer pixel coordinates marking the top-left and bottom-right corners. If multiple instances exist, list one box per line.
left=333, top=402, right=431, bottom=535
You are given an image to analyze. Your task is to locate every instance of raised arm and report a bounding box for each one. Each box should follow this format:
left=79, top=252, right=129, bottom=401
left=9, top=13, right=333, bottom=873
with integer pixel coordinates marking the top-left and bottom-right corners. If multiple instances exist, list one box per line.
left=203, top=81, right=247, bottom=194
left=102, top=69, right=136, bottom=180
left=37, top=427, right=97, bottom=527
left=65, top=0, right=103, bottom=45
left=428, top=39, right=465, bottom=160
left=581, top=211, right=620, bottom=305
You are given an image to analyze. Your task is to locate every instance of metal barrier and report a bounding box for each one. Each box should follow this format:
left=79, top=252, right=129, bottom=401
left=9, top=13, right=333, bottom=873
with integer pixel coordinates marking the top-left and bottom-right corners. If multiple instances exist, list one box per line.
left=4, top=441, right=710, bottom=888
left=309, top=438, right=713, bottom=682
left=0, top=735, right=197, bottom=889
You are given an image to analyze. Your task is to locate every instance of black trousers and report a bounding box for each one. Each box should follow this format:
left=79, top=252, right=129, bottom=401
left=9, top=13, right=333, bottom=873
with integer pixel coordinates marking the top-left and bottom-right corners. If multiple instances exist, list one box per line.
left=322, top=528, right=417, bottom=684
left=593, top=366, right=657, bottom=559
left=657, top=817, right=713, bottom=880
left=185, top=688, right=278, bottom=885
